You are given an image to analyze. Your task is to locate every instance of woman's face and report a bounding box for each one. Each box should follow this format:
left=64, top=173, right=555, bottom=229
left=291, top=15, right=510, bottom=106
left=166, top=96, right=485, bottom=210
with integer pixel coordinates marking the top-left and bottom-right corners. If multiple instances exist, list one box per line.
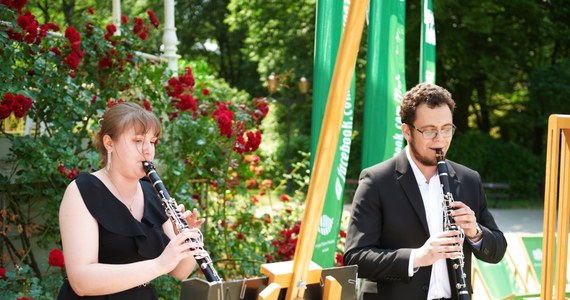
left=110, top=127, right=158, bottom=179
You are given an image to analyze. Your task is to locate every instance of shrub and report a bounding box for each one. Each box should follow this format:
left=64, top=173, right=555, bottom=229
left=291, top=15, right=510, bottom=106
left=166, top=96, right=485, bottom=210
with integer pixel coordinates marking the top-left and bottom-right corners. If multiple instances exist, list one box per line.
left=448, top=130, right=543, bottom=200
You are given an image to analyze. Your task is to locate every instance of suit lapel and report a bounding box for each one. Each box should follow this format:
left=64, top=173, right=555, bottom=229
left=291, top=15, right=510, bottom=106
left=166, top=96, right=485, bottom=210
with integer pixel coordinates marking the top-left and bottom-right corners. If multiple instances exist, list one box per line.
left=395, top=151, right=430, bottom=236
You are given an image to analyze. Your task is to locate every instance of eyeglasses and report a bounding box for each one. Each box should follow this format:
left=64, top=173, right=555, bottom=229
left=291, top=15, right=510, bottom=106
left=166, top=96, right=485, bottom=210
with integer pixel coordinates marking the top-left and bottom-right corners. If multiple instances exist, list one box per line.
left=408, top=124, right=456, bottom=139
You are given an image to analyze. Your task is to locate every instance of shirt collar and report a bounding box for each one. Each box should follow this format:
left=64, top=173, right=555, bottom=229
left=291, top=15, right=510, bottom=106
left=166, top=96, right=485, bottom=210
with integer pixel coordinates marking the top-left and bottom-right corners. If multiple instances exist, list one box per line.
left=405, top=146, right=437, bottom=185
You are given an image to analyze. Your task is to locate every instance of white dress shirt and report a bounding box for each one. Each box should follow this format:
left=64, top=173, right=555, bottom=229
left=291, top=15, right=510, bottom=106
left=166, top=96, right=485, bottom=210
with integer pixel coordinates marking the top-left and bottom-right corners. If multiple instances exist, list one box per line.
left=405, top=147, right=451, bottom=299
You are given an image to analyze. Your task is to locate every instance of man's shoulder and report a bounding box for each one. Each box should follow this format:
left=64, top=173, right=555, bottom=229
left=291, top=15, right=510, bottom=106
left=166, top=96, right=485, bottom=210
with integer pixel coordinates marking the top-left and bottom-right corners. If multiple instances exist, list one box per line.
left=359, top=154, right=401, bottom=179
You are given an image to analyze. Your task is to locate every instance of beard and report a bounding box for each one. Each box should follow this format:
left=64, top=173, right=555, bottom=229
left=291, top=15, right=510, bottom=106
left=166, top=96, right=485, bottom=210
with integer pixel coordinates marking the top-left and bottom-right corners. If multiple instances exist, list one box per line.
left=408, top=136, right=437, bottom=167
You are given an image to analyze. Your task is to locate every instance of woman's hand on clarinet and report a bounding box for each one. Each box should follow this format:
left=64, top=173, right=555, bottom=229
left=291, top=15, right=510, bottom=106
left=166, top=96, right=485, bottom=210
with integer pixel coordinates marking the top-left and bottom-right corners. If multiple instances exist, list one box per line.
left=449, top=201, right=478, bottom=239
left=156, top=229, right=204, bottom=274
left=176, top=205, right=206, bottom=229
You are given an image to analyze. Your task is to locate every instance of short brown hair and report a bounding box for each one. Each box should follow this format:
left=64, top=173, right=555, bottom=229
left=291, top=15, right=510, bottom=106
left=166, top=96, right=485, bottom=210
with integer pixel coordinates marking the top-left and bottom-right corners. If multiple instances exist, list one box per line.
left=94, top=102, right=161, bottom=160
left=399, top=83, right=455, bottom=125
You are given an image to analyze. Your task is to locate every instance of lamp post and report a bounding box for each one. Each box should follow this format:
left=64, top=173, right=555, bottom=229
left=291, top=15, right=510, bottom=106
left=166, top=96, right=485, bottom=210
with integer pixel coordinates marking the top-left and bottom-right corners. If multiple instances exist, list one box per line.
left=266, top=73, right=310, bottom=193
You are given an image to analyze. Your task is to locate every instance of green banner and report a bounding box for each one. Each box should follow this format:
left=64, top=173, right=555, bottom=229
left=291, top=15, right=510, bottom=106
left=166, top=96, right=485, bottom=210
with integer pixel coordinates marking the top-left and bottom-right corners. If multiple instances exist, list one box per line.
left=311, top=0, right=355, bottom=267
left=361, top=0, right=406, bottom=169
left=420, top=0, right=436, bottom=83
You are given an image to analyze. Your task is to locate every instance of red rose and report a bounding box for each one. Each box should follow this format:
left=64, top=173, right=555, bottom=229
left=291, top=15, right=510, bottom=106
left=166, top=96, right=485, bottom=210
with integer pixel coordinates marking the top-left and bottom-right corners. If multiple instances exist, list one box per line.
left=0, top=266, right=6, bottom=279
left=177, top=94, right=198, bottom=112
left=133, top=17, right=144, bottom=34
left=48, top=248, right=65, bottom=268
left=67, top=169, right=77, bottom=179
left=39, top=22, right=59, bottom=38
left=0, top=105, right=10, bottom=120
left=106, top=24, right=117, bottom=34
left=335, top=253, right=344, bottom=266
left=50, top=47, right=61, bottom=56
left=64, top=26, right=81, bottom=47
left=245, top=178, right=257, bottom=189
left=57, top=165, right=67, bottom=174
left=212, top=103, right=234, bottom=138
left=264, top=253, right=274, bottom=262
left=147, top=10, right=160, bottom=28
left=142, top=99, right=152, bottom=112
left=3, top=0, right=27, bottom=14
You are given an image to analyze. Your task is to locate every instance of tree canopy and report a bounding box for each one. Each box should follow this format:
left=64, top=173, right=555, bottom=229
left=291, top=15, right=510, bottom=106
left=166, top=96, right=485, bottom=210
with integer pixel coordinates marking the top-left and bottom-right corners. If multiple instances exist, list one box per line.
left=16, top=0, right=570, bottom=183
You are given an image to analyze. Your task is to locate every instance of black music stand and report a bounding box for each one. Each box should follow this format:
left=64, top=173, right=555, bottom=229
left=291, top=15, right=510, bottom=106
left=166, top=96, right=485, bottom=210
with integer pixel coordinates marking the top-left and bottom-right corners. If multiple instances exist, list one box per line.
left=179, top=265, right=358, bottom=300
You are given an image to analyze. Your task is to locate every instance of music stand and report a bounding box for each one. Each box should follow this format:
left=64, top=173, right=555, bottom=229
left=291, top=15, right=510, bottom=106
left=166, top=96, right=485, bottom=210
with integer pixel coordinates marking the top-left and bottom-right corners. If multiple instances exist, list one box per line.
left=179, top=265, right=357, bottom=300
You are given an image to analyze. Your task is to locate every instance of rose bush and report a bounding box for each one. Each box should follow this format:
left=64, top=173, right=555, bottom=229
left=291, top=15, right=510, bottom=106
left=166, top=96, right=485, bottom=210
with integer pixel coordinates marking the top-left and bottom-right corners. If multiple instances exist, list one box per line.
left=0, top=2, right=314, bottom=299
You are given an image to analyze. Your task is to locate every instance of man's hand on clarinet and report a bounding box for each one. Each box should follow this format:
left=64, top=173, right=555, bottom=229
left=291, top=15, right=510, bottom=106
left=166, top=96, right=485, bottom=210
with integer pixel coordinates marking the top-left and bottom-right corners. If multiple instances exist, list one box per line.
left=449, top=201, right=479, bottom=239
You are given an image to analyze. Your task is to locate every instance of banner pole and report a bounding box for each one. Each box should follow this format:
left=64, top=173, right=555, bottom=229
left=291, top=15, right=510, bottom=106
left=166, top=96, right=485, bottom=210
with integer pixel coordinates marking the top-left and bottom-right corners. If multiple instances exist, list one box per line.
left=285, top=0, right=368, bottom=298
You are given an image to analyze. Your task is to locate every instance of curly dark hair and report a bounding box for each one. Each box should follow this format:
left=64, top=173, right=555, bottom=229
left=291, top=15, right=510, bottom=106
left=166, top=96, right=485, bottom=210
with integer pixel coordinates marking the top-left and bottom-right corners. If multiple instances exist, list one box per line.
left=399, top=83, right=455, bottom=125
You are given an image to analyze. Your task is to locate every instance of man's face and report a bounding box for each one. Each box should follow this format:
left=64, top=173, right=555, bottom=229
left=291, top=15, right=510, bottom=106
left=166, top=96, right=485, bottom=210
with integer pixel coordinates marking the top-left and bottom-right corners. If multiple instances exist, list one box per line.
left=403, top=103, right=454, bottom=167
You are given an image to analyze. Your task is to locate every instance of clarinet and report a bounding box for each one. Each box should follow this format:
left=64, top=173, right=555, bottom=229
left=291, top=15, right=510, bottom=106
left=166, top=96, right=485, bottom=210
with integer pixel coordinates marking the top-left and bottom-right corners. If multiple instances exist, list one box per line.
left=435, top=149, right=470, bottom=300
left=142, top=161, right=222, bottom=283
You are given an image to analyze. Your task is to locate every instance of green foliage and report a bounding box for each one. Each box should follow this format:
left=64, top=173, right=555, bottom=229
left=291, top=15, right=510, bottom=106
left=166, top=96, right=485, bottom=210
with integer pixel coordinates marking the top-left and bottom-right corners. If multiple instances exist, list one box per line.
left=0, top=264, right=64, bottom=300
left=448, top=130, right=543, bottom=200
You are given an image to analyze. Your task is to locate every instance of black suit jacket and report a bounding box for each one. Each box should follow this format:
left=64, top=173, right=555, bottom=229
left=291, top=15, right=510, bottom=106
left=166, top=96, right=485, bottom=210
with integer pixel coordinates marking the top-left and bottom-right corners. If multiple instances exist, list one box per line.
left=343, top=150, right=507, bottom=300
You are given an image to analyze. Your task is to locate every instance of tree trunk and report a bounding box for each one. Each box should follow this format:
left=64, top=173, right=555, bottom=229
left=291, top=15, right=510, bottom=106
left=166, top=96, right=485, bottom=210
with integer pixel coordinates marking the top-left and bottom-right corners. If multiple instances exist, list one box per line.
left=475, top=79, right=491, bottom=133
left=451, top=83, right=471, bottom=132
left=62, top=0, right=75, bottom=26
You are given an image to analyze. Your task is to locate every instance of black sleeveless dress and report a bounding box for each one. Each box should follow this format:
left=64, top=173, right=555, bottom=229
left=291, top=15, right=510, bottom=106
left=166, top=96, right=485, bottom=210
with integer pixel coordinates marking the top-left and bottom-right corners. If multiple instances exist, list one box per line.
left=57, top=173, right=170, bottom=299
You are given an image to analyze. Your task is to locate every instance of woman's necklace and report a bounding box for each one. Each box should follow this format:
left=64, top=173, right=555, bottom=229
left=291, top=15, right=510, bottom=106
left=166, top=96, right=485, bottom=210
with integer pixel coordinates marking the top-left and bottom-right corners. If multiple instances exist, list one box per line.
left=105, top=170, right=138, bottom=212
